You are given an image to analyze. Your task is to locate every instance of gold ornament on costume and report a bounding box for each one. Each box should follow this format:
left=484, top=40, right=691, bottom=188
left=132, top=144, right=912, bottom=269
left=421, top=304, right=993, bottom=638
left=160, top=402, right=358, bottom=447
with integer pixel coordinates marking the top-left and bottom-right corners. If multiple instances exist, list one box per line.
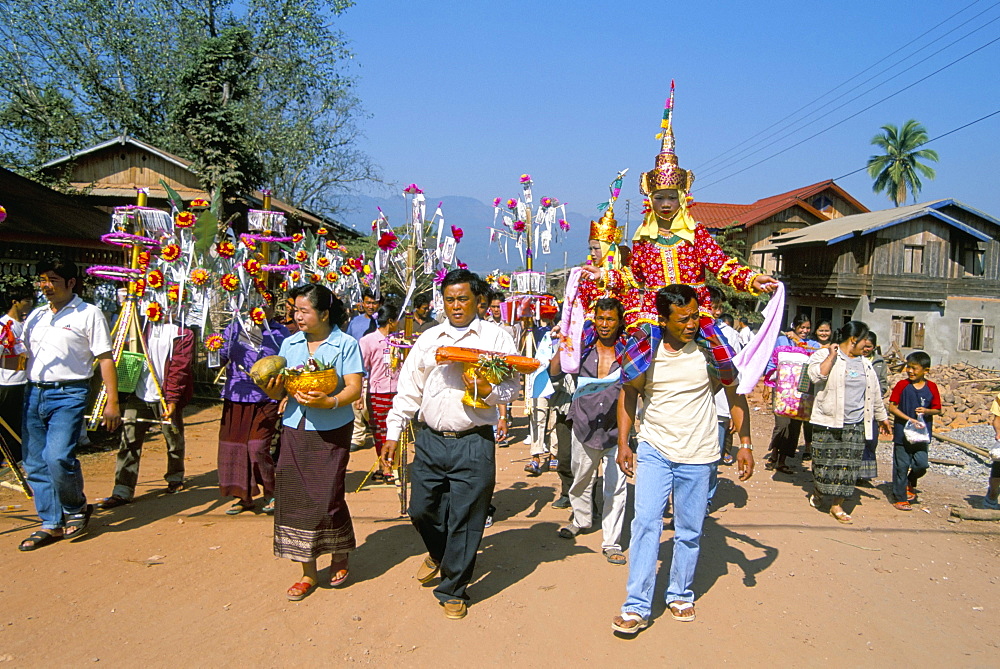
left=639, top=80, right=695, bottom=196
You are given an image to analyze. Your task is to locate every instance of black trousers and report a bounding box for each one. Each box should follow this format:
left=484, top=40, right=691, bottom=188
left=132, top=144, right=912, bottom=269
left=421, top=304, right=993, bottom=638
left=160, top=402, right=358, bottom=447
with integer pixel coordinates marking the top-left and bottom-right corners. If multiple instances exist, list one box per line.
left=767, top=414, right=810, bottom=461
left=409, top=427, right=496, bottom=603
left=552, top=412, right=573, bottom=497
left=0, top=383, right=24, bottom=463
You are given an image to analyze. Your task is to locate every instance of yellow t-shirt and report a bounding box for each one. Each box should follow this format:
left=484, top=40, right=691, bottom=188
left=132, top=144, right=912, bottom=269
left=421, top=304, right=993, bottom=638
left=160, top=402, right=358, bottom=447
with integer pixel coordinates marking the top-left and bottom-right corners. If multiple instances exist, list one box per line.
left=990, top=393, right=1000, bottom=417
left=637, top=340, right=719, bottom=464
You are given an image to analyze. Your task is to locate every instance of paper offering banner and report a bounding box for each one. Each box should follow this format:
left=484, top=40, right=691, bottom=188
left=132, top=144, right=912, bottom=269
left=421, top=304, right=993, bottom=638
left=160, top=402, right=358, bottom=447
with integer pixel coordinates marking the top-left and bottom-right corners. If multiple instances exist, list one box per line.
left=540, top=228, right=551, bottom=254
left=440, top=237, right=456, bottom=265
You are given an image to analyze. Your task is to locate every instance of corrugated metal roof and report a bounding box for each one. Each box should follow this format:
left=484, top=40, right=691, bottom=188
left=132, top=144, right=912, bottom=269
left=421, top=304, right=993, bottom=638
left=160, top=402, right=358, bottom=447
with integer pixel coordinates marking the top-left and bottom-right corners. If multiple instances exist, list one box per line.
left=694, top=179, right=868, bottom=230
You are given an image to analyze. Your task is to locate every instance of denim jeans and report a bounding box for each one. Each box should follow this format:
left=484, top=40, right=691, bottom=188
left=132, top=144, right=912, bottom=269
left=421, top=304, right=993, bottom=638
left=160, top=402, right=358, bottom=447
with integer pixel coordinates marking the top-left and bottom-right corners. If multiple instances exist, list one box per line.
left=22, top=381, right=90, bottom=530
left=622, top=441, right=712, bottom=619
left=707, top=419, right=729, bottom=506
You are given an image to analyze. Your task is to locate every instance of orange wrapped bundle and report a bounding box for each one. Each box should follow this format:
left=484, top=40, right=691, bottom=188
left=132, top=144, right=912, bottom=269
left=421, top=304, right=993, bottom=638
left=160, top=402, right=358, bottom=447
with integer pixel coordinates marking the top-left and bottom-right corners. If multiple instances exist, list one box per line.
left=435, top=346, right=540, bottom=409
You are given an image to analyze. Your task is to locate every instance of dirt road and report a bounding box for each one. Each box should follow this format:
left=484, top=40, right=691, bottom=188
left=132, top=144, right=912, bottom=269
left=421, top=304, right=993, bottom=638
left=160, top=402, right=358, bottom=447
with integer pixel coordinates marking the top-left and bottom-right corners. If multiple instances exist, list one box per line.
left=1, top=402, right=998, bottom=666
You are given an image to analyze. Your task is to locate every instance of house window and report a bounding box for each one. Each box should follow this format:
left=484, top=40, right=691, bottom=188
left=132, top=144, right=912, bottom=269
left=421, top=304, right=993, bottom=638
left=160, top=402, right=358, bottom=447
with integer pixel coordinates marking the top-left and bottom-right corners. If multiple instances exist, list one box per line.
left=903, top=245, right=924, bottom=274
left=811, top=195, right=833, bottom=212
left=960, top=243, right=985, bottom=277
left=841, top=309, right=853, bottom=327
left=959, top=318, right=995, bottom=352
left=816, top=307, right=833, bottom=325
left=891, top=315, right=925, bottom=349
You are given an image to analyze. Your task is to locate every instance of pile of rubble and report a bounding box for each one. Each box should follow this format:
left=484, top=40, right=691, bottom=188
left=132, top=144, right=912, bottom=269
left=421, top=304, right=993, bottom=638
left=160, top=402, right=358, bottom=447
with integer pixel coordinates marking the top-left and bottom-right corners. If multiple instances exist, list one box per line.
left=884, top=361, right=999, bottom=431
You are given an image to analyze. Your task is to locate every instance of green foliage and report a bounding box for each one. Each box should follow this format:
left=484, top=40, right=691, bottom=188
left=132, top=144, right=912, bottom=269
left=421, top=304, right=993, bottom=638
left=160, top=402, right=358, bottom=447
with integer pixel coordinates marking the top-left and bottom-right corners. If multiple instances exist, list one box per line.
left=0, top=0, right=378, bottom=216
left=867, top=120, right=939, bottom=207
left=193, top=209, right=220, bottom=260
left=706, top=227, right=769, bottom=323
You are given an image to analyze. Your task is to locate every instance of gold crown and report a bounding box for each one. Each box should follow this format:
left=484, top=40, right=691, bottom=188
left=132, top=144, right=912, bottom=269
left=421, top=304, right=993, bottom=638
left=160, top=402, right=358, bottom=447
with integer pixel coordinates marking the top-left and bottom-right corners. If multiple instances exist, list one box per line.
left=639, top=84, right=694, bottom=195
left=589, top=210, right=622, bottom=244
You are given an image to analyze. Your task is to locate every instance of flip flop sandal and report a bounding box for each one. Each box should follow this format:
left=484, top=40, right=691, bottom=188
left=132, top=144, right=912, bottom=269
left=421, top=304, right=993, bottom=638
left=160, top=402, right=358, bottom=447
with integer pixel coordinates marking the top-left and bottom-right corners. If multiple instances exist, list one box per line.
left=668, top=601, right=696, bottom=622
left=603, top=548, right=627, bottom=565
left=774, top=464, right=794, bottom=474
left=64, top=504, right=94, bottom=540
left=830, top=509, right=853, bottom=524
left=809, top=494, right=822, bottom=509
left=892, top=501, right=913, bottom=511
left=226, top=501, right=254, bottom=515
left=262, top=498, right=276, bottom=514
left=611, top=612, right=648, bottom=634
left=18, top=530, right=62, bottom=552
left=286, top=581, right=316, bottom=601
left=330, top=566, right=350, bottom=587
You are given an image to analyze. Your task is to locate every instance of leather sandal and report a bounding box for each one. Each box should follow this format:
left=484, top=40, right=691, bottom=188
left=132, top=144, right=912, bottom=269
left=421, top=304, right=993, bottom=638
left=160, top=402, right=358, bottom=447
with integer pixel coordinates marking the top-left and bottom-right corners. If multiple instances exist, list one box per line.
left=64, top=504, right=94, bottom=540
left=286, top=580, right=316, bottom=601
left=18, top=530, right=62, bottom=552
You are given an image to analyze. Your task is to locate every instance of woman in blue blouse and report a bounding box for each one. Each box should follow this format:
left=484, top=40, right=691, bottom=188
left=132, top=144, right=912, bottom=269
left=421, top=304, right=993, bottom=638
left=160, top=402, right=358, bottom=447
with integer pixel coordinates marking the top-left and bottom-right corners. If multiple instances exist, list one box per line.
left=264, top=284, right=363, bottom=601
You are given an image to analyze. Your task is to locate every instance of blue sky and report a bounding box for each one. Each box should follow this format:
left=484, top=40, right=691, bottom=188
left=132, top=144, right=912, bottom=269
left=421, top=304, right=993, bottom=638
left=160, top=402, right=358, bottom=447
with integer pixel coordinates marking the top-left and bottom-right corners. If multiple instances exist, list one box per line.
left=336, top=0, right=1000, bottom=237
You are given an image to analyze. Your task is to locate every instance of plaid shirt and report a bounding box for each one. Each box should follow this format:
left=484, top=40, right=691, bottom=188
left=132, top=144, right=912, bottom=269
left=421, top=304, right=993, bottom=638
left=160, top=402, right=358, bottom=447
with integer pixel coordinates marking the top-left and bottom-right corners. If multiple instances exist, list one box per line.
left=619, top=317, right=737, bottom=386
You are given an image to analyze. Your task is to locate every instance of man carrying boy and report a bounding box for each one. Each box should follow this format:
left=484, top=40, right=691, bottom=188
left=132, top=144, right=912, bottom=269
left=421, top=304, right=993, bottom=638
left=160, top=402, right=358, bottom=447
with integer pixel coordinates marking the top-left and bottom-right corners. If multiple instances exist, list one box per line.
left=886, top=351, right=942, bottom=511
left=984, top=392, right=1000, bottom=510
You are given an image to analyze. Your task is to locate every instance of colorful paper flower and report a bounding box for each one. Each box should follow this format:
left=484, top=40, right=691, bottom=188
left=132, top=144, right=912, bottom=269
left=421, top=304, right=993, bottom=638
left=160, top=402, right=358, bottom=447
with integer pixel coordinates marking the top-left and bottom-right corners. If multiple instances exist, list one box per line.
left=457, top=260, right=468, bottom=270
left=220, top=273, right=239, bottom=292
left=279, top=280, right=289, bottom=291
left=403, top=183, right=423, bottom=194
left=190, top=199, right=210, bottom=209
left=138, top=251, right=151, bottom=271
left=146, top=269, right=164, bottom=289
left=277, top=258, right=288, bottom=266
left=363, top=264, right=372, bottom=275
left=134, top=278, right=146, bottom=297
left=146, top=301, right=162, bottom=322
left=513, top=220, right=526, bottom=232
left=559, top=219, right=570, bottom=232
left=326, top=240, right=339, bottom=250
left=451, top=225, right=464, bottom=243
left=295, top=249, right=308, bottom=262
left=498, top=275, right=511, bottom=289
left=506, top=199, right=518, bottom=210
left=240, top=235, right=256, bottom=249
left=250, top=307, right=266, bottom=325
left=175, top=211, right=196, bottom=228
left=316, top=227, right=328, bottom=236
left=340, top=265, right=352, bottom=275
left=519, top=174, right=532, bottom=184
left=349, top=257, right=363, bottom=271
left=244, top=258, right=262, bottom=274
left=216, top=241, right=235, bottom=258
left=290, top=270, right=301, bottom=282
left=492, top=197, right=501, bottom=207
left=316, top=256, right=331, bottom=268
left=190, top=268, right=210, bottom=286
left=167, top=284, right=185, bottom=302
left=325, top=270, right=339, bottom=282
left=377, top=231, right=398, bottom=251
left=160, top=243, right=180, bottom=262
left=642, top=198, right=651, bottom=214
left=308, top=272, right=322, bottom=283
left=433, top=268, right=447, bottom=285
left=292, top=233, right=304, bottom=243
left=204, top=334, right=224, bottom=352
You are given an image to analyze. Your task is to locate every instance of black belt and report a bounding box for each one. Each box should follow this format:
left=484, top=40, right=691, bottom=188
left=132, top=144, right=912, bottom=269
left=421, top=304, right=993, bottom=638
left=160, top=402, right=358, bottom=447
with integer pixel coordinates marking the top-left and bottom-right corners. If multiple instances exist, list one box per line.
left=421, top=423, right=495, bottom=440
left=30, top=380, right=89, bottom=389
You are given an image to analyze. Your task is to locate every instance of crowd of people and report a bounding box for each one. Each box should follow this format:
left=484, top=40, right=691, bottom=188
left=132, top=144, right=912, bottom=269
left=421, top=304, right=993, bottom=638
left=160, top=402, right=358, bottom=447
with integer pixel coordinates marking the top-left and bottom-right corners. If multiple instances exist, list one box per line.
left=3, top=96, right=998, bottom=636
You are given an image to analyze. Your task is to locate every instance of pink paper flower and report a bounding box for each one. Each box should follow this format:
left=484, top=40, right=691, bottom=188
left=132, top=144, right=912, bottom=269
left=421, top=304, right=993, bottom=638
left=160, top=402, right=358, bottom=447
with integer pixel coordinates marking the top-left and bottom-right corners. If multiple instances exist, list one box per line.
left=457, top=260, right=468, bottom=270
left=433, top=268, right=448, bottom=285
left=559, top=219, right=570, bottom=231
left=377, top=231, right=398, bottom=251
left=513, top=220, right=526, bottom=232
left=451, top=225, right=463, bottom=243
left=492, top=197, right=501, bottom=207
left=506, top=199, right=518, bottom=210
left=403, top=183, right=423, bottom=194
left=519, top=174, right=532, bottom=184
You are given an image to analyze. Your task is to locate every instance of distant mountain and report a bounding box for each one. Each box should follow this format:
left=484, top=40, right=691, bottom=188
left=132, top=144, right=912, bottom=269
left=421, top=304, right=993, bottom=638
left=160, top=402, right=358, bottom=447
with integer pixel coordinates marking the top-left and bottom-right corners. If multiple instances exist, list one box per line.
left=334, top=194, right=593, bottom=274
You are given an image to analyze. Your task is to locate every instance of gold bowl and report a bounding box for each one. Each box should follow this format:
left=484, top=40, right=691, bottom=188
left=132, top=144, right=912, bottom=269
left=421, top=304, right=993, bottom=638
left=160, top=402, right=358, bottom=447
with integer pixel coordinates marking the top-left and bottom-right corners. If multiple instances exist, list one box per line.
left=285, top=368, right=340, bottom=396
left=460, top=363, right=505, bottom=409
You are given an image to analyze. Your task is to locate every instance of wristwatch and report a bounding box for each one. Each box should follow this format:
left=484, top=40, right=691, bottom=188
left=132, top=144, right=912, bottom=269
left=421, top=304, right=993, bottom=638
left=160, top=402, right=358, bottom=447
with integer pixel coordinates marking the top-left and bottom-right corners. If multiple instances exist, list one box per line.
left=739, top=442, right=753, bottom=451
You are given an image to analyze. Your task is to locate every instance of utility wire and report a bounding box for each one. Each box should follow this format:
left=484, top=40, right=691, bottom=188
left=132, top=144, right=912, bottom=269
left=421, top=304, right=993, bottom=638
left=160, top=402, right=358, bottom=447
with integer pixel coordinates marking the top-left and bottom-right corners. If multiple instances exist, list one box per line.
left=696, top=34, right=1000, bottom=193
left=694, top=0, right=999, bottom=174
left=697, top=15, right=1000, bottom=182
left=829, top=108, right=1000, bottom=181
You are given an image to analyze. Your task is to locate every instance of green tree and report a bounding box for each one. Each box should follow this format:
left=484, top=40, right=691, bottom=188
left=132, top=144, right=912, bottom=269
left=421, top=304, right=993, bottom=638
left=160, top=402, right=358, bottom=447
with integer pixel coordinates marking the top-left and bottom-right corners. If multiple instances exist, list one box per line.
left=0, top=0, right=378, bottom=213
left=866, top=120, right=939, bottom=206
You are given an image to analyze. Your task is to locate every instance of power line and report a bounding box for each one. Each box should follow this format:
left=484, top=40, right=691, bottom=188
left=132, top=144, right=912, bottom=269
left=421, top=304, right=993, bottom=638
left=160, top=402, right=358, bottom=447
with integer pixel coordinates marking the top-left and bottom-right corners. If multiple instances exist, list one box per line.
left=694, top=0, right=1000, bottom=174
left=830, top=107, right=1000, bottom=181
left=696, top=34, right=1000, bottom=193
left=696, top=14, right=1000, bottom=182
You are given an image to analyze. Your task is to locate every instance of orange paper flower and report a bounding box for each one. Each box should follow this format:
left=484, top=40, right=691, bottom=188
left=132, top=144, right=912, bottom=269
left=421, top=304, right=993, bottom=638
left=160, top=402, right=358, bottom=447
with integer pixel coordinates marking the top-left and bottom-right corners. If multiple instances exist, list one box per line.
left=146, top=302, right=162, bottom=322
left=204, top=334, right=224, bottom=352
left=290, top=271, right=301, bottom=282
left=216, top=241, right=235, bottom=258
left=250, top=307, right=266, bottom=325
left=308, top=272, right=322, bottom=284
left=146, top=269, right=164, bottom=289
left=292, top=233, right=304, bottom=243
left=175, top=211, right=196, bottom=228
left=190, top=268, right=210, bottom=286
left=317, top=256, right=330, bottom=268
left=340, top=265, right=352, bottom=275
left=160, top=243, right=180, bottom=262
left=244, top=258, right=262, bottom=274
left=326, top=240, right=339, bottom=250
left=295, top=249, right=308, bottom=262
left=220, top=273, right=239, bottom=292
left=325, top=270, right=339, bottom=282
left=279, top=280, right=289, bottom=291
left=190, top=199, right=210, bottom=209
left=316, top=227, right=328, bottom=236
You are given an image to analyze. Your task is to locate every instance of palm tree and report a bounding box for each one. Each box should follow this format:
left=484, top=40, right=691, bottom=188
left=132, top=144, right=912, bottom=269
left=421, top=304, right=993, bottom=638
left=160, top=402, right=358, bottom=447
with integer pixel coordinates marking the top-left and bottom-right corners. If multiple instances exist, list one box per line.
left=867, top=120, right=938, bottom=206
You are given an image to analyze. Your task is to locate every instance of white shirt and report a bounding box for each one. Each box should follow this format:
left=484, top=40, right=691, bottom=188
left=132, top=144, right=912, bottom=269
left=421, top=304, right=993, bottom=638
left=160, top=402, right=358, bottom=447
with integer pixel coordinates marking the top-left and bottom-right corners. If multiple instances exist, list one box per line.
left=24, top=295, right=113, bottom=383
left=386, top=318, right=519, bottom=440
left=0, top=314, right=27, bottom=386
left=714, top=321, right=743, bottom=419
left=638, top=340, right=719, bottom=464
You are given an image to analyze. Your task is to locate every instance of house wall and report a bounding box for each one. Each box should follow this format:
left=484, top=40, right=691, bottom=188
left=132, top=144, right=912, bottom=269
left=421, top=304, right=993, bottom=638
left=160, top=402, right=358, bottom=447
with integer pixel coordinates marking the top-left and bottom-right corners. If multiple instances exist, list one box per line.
left=68, top=147, right=203, bottom=193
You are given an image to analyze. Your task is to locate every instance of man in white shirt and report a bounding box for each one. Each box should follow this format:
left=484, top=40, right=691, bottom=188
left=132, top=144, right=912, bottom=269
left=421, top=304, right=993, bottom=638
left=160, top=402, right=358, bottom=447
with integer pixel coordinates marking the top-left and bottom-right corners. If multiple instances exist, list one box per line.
left=0, top=283, right=34, bottom=466
left=18, top=259, right=121, bottom=551
left=611, top=284, right=754, bottom=634
left=382, top=270, right=519, bottom=620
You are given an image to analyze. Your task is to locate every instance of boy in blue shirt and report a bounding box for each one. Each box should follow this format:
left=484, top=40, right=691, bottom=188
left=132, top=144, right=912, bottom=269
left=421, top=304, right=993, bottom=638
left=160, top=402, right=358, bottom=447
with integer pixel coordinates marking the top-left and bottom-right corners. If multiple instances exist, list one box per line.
left=886, top=351, right=942, bottom=511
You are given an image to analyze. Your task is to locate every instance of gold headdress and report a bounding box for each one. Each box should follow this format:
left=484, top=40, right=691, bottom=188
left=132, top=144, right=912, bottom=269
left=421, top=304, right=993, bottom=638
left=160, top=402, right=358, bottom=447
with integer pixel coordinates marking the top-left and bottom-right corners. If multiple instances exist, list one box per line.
left=635, top=81, right=699, bottom=243
left=589, top=209, right=622, bottom=244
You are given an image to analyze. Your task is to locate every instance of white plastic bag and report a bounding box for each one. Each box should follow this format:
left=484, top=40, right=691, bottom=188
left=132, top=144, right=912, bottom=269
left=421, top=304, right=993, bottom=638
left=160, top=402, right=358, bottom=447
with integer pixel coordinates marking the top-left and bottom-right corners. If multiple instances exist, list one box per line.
left=990, top=440, right=1000, bottom=462
left=903, top=417, right=931, bottom=444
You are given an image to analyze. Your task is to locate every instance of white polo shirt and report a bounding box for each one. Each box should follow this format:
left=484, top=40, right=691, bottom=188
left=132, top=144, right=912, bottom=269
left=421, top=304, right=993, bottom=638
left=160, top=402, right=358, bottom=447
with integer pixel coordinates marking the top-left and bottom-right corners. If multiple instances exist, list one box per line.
left=23, top=295, right=113, bottom=383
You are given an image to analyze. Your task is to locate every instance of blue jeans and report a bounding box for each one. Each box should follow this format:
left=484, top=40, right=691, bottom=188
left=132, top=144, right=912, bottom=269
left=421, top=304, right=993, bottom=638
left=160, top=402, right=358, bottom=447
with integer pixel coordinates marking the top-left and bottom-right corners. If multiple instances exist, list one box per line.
left=707, top=419, right=728, bottom=506
left=622, top=441, right=712, bottom=619
left=22, top=382, right=90, bottom=530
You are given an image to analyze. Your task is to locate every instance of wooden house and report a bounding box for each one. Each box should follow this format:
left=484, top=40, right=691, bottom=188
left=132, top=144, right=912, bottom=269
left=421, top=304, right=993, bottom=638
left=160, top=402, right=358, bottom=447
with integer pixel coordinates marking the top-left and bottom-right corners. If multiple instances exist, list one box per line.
left=768, top=199, right=1000, bottom=365
left=41, top=134, right=362, bottom=240
left=694, top=180, right=869, bottom=274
